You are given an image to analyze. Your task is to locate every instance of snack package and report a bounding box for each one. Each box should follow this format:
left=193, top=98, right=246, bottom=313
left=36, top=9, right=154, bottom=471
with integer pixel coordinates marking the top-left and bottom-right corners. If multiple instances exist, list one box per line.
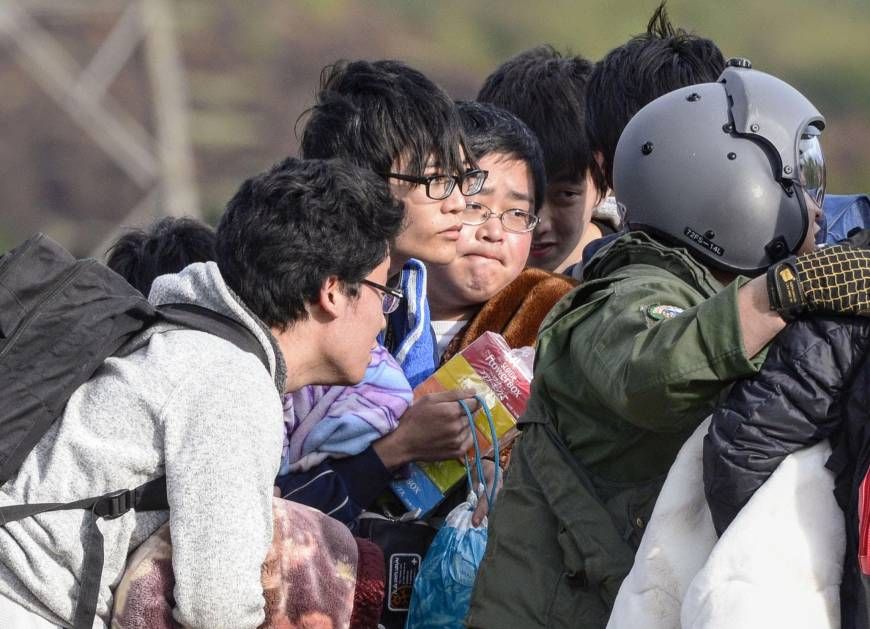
left=390, top=332, right=533, bottom=517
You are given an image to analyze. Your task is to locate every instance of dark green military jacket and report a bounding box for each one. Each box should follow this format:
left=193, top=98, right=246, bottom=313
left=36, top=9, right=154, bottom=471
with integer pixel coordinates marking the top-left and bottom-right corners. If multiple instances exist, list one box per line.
left=468, top=232, right=767, bottom=629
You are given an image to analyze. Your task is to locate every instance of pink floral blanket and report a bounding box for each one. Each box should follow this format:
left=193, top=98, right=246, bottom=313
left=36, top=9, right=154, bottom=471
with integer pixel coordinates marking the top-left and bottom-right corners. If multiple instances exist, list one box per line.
left=111, top=498, right=384, bottom=629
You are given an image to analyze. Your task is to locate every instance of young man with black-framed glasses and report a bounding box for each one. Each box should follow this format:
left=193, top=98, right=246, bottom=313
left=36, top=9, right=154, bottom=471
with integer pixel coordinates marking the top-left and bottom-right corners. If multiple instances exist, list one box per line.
left=271, top=61, right=488, bottom=536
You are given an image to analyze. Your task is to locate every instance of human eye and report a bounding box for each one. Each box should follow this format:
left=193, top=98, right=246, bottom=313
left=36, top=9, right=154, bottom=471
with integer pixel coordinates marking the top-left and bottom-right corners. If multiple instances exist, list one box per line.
left=503, top=209, right=535, bottom=231
left=462, top=201, right=488, bottom=225
left=550, top=186, right=585, bottom=206
left=427, top=174, right=452, bottom=199
left=460, top=169, right=487, bottom=195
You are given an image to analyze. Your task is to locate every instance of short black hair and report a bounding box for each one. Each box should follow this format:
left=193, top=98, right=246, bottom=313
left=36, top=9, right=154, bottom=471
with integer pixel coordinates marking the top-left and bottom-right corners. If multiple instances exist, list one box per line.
left=586, top=2, right=725, bottom=197
left=477, top=45, right=594, bottom=190
left=106, top=217, right=216, bottom=295
left=456, top=101, right=546, bottom=211
left=216, top=157, right=404, bottom=329
left=299, top=59, right=470, bottom=179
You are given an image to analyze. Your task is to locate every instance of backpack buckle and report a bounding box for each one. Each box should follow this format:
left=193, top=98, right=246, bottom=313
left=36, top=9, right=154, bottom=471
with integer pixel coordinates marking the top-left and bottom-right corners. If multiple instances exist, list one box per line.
left=93, top=488, right=136, bottom=520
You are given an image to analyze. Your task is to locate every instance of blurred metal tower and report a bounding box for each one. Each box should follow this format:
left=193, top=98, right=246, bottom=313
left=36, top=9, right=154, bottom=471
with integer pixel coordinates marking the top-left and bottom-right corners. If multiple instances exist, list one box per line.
left=0, top=0, right=200, bottom=255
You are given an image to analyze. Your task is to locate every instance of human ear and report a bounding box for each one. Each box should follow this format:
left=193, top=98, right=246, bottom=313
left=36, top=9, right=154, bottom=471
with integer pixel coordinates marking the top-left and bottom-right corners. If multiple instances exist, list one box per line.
left=316, top=276, right=344, bottom=319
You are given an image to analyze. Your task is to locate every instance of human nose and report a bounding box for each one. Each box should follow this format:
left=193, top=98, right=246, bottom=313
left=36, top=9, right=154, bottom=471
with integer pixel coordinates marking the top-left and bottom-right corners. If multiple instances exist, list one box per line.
left=807, top=193, right=824, bottom=230
left=478, top=213, right=505, bottom=242
left=442, top=182, right=466, bottom=215
left=534, top=205, right=552, bottom=235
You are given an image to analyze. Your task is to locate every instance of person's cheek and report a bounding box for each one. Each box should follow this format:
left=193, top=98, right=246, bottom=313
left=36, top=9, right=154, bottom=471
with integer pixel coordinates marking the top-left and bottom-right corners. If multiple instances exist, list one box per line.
left=514, top=235, right=532, bottom=270
left=552, top=206, right=572, bottom=243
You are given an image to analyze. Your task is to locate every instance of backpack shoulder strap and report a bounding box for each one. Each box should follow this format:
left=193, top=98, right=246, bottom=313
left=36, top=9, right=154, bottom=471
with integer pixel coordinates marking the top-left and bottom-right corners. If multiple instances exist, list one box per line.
left=157, top=302, right=270, bottom=371
left=0, top=476, right=167, bottom=629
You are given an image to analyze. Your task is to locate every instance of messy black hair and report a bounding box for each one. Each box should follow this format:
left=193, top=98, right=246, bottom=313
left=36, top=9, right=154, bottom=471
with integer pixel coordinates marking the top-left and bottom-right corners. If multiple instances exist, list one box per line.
left=456, top=100, right=546, bottom=211
left=477, top=45, right=593, bottom=193
left=299, top=59, right=471, bottom=179
left=106, top=217, right=216, bottom=295
left=216, top=157, right=404, bottom=329
left=586, top=2, right=725, bottom=196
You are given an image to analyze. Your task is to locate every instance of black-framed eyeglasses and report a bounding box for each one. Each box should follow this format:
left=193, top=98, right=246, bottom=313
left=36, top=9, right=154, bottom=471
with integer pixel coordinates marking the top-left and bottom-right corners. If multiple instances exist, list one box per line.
left=361, top=279, right=404, bottom=314
left=384, top=169, right=488, bottom=200
left=462, top=201, right=539, bottom=233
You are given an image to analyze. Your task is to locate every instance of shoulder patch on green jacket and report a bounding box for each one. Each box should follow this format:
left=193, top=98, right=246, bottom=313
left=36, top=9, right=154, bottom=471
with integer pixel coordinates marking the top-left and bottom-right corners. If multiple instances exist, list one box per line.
left=644, top=304, right=685, bottom=322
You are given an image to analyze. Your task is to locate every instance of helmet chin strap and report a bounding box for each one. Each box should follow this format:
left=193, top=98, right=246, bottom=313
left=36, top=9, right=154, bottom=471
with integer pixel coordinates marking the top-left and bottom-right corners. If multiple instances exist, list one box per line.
left=710, top=267, right=738, bottom=286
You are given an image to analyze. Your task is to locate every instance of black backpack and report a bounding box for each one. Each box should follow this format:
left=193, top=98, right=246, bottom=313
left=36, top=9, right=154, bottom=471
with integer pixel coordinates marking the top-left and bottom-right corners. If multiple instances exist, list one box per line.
left=0, top=234, right=269, bottom=628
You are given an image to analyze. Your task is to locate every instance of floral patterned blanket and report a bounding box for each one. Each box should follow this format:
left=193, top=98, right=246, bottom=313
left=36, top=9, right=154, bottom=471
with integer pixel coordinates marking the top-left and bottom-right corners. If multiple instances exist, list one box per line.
left=111, top=498, right=384, bottom=629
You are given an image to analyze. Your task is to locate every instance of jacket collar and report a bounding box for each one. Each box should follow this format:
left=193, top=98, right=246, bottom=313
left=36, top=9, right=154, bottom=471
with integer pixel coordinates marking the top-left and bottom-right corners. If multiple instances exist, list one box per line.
left=583, top=231, right=725, bottom=296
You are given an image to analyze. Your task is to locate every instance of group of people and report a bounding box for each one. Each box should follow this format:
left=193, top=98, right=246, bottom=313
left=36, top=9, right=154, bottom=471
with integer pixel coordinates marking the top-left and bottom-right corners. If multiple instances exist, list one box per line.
left=2, top=4, right=870, bottom=628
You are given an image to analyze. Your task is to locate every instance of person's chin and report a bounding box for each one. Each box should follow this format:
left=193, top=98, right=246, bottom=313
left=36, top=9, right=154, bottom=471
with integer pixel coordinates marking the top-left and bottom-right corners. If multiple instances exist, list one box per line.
left=335, top=363, right=369, bottom=386
left=527, top=244, right=560, bottom=270
left=526, top=255, right=556, bottom=271
left=425, top=243, right=458, bottom=265
left=462, top=284, right=500, bottom=305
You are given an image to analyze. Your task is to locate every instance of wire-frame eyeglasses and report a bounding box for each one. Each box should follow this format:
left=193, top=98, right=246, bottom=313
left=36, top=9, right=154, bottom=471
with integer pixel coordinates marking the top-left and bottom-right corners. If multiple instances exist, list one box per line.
left=461, top=201, right=540, bottom=233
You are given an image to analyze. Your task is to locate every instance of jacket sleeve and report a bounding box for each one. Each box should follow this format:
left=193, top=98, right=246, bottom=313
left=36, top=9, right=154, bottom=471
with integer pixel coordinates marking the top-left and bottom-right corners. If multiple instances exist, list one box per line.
left=703, top=316, right=870, bottom=536
left=161, top=348, right=284, bottom=629
left=574, top=275, right=763, bottom=432
left=274, top=446, right=392, bottom=525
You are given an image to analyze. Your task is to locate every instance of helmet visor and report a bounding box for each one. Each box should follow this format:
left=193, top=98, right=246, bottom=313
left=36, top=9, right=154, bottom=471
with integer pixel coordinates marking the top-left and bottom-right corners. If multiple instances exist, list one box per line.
left=798, top=125, right=826, bottom=206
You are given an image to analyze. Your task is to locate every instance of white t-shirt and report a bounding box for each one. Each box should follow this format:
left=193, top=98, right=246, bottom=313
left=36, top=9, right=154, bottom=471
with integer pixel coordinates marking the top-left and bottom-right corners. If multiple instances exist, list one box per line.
left=431, top=319, right=468, bottom=360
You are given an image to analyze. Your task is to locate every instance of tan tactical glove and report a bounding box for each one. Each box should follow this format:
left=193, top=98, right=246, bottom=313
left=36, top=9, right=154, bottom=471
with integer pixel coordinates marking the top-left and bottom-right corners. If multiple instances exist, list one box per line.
left=767, top=241, right=870, bottom=319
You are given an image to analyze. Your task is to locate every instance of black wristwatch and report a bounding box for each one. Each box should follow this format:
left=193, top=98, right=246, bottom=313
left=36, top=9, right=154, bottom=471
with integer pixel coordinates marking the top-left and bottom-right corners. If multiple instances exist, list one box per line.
left=766, top=257, right=805, bottom=321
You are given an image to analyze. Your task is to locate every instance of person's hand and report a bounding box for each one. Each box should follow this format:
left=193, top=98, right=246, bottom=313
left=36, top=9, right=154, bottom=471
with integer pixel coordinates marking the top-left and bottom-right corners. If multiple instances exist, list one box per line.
left=373, top=389, right=479, bottom=470
left=767, top=244, right=870, bottom=319
left=470, top=458, right=503, bottom=527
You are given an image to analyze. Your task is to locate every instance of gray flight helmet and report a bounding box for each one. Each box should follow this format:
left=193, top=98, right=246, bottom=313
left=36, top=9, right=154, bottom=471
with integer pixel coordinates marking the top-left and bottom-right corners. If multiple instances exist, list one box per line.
left=614, top=58, right=826, bottom=276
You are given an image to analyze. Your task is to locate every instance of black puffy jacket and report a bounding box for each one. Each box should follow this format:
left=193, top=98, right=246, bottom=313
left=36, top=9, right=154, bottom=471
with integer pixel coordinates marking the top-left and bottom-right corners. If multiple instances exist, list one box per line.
left=703, top=316, right=870, bottom=629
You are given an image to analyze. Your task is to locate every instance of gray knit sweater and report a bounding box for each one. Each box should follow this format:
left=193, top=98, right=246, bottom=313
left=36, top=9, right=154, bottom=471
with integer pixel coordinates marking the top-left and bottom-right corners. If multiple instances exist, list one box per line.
left=0, top=262, right=285, bottom=628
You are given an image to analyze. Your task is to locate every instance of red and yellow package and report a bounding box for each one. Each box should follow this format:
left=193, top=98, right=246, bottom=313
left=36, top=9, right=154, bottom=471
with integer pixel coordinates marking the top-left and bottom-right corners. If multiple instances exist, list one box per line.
left=391, top=332, right=532, bottom=515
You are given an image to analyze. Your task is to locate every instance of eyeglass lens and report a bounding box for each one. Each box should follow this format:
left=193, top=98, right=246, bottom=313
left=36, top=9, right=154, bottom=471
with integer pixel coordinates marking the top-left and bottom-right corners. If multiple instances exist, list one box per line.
left=426, top=170, right=487, bottom=200
left=382, top=293, right=400, bottom=314
left=459, top=170, right=486, bottom=195
left=462, top=202, right=538, bottom=232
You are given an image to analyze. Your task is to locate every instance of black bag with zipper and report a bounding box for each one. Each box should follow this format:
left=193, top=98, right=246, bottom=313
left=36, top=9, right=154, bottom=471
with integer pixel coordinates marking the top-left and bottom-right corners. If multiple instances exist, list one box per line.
left=0, top=234, right=268, bottom=629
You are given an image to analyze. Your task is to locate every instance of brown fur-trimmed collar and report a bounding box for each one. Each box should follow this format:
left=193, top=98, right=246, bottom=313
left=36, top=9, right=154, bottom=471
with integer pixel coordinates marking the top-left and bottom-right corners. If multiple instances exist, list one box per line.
left=441, top=268, right=578, bottom=363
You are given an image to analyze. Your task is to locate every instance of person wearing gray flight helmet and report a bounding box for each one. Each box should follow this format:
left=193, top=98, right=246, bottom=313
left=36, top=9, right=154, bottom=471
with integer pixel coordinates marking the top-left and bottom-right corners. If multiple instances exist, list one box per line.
left=617, top=57, right=826, bottom=276
left=467, top=59, right=870, bottom=629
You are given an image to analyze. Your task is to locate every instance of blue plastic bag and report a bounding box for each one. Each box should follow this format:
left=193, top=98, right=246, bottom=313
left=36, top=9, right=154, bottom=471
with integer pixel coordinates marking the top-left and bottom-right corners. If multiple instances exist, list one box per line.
left=405, top=397, right=499, bottom=628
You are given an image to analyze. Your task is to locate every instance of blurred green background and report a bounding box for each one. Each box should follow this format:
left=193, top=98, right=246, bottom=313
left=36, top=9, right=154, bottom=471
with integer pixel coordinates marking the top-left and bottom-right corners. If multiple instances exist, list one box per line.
left=1, top=0, right=869, bottom=255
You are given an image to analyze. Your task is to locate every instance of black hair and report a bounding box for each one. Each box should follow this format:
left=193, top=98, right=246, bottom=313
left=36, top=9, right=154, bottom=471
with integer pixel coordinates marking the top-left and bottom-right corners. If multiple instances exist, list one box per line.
left=106, top=216, right=216, bottom=295
left=477, top=45, right=594, bottom=192
left=299, top=59, right=471, bottom=179
left=586, top=2, right=726, bottom=197
left=215, top=157, right=403, bottom=330
left=456, top=100, right=546, bottom=211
